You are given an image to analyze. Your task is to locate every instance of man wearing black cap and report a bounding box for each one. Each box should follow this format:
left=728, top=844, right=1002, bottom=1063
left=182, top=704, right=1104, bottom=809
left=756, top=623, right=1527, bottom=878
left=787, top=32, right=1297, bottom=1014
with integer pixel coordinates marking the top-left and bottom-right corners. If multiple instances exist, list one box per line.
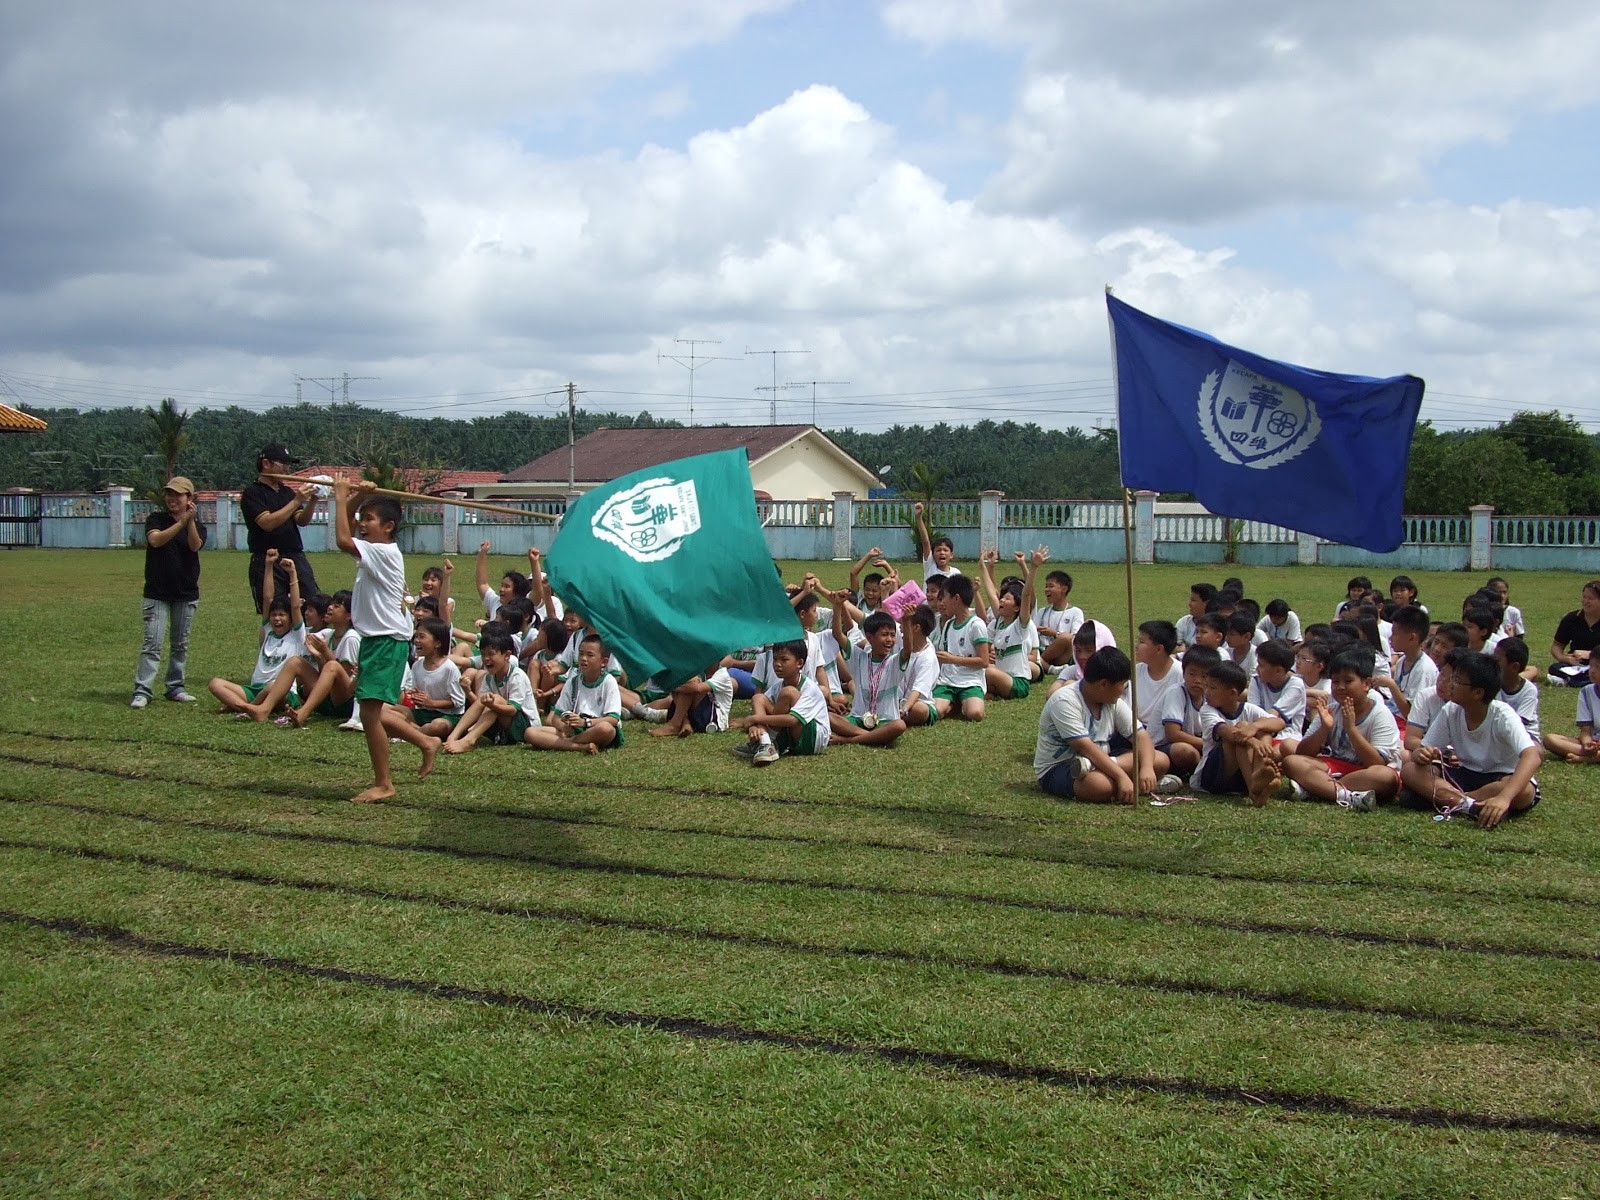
left=242, top=444, right=321, bottom=613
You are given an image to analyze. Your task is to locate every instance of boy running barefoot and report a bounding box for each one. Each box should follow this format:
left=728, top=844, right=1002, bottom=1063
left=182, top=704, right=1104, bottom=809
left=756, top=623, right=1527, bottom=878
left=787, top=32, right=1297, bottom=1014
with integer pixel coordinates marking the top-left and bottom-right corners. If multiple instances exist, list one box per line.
left=333, top=478, right=417, bottom=802
left=1034, top=647, right=1162, bottom=803
left=1400, top=650, right=1543, bottom=828
left=733, top=639, right=831, bottom=765
left=1276, top=650, right=1402, bottom=812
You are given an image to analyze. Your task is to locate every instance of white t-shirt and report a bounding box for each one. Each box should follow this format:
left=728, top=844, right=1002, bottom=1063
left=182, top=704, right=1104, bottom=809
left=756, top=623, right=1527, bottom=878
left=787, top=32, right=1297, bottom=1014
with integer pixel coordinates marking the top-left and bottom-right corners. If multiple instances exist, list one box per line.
left=1406, top=688, right=1446, bottom=740
left=1249, top=673, right=1307, bottom=732
left=1258, top=613, right=1302, bottom=643
left=410, top=656, right=465, bottom=714
left=922, top=554, right=961, bottom=580
left=1032, top=604, right=1084, bottom=646
left=1174, top=614, right=1197, bottom=648
left=1159, top=685, right=1206, bottom=747
left=1577, top=682, right=1599, bottom=728
left=937, top=614, right=991, bottom=690
left=480, top=584, right=501, bottom=619
left=702, top=668, right=736, bottom=732
left=1135, top=661, right=1183, bottom=736
left=330, top=627, right=362, bottom=668
left=1393, top=652, right=1439, bottom=706
left=848, top=644, right=903, bottom=722
left=1497, top=680, right=1541, bottom=739
left=1501, top=605, right=1525, bottom=638
left=815, top=629, right=845, bottom=694
left=1199, top=701, right=1273, bottom=774
left=765, top=673, right=831, bottom=752
left=252, top=620, right=307, bottom=687
left=991, top=617, right=1034, bottom=680
left=483, top=662, right=536, bottom=714
left=352, top=540, right=411, bottom=639
left=896, top=643, right=939, bottom=710
left=556, top=671, right=623, bottom=719
left=1323, top=698, right=1402, bottom=769
left=1034, top=683, right=1137, bottom=779
left=1424, top=700, right=1535, bottom=776
left=1225, top=641, right=1257, bottom=677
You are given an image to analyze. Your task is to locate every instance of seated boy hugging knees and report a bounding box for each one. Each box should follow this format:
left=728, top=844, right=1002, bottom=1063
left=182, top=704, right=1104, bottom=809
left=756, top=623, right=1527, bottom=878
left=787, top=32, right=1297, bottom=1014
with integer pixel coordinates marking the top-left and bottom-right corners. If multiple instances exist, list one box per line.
left=1034, top=646, right=1163, bottom=803
left=1161, top=644, right=1219, bottom=780
left=1274, top=649, right=1403, bottom=812
left=732, top=638, right=831, bottom=766
left=1399, top=649, right=1543, bottom=828
left=932, top=573, right=991, bottom=721
left=1542, top=656, right=1600, bottom=764
left=1248, top=640, right=1306, bottom=737
left=1195, top=660, right=1285, bottom=805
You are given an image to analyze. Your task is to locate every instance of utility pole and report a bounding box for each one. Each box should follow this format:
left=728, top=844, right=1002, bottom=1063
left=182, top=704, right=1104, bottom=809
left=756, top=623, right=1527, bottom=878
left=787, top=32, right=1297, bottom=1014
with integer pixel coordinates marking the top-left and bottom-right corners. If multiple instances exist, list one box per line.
left=746, top=347, right=810, bottom=425
left=787, top=379, right=850, bottom=427
left=567, top=382, right=577, bottom=495
left=658, top=339, right=738, bottom=427
left=298, top=372, right=379, bottom=440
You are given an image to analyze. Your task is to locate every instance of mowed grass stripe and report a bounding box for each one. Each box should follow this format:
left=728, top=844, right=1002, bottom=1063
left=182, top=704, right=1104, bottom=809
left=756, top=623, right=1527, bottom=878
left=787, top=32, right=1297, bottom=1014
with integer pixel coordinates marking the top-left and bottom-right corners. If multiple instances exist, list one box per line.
left=20, top=729, right=1600, bottom=869
left=5, top=908, right=1598, bottom=1143
left=5, top=785, right=1596, bottom=980
left=5, top=749, right=1597, bottom=911
left=6, top=834, right=1593, bottom=1045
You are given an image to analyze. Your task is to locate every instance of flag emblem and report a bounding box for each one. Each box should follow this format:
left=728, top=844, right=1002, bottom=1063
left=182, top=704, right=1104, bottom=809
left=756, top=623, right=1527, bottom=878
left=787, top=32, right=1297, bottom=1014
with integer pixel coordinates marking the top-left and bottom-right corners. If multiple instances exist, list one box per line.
left=1199, top=360, right=1322, bottom=470
left=590, top=476, right=702, bottom=563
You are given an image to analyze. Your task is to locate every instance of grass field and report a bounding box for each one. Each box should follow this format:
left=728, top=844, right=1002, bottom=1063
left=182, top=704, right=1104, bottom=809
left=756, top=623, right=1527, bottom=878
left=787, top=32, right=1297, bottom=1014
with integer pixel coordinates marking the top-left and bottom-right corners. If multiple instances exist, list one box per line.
left=2, top=549, right=1598, bottom=1198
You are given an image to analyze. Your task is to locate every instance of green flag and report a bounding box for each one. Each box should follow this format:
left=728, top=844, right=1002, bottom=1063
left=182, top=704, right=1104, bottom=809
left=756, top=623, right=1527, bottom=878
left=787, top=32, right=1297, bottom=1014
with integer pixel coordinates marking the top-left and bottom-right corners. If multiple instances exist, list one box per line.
left=544, top=449, right=804, bottom=690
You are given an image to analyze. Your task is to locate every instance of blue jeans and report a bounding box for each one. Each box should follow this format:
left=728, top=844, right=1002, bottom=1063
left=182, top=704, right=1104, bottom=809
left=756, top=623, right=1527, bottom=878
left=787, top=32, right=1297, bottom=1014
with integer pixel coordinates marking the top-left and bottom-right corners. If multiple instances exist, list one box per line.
left=134, top=598, right=198, bottom=699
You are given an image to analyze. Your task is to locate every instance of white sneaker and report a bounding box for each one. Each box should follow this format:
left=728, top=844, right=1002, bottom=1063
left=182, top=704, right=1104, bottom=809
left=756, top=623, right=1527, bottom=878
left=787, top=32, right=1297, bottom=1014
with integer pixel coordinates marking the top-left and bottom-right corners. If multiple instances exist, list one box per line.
left=1153, top=773, right=1185, bottom=794
left=338, top=716, right=365, bottom=732
left=752, top=743, right=779, bottom=766
left=129, top=694, right=150, bottom=709
left=1339, top=788, right=1378, bottom=813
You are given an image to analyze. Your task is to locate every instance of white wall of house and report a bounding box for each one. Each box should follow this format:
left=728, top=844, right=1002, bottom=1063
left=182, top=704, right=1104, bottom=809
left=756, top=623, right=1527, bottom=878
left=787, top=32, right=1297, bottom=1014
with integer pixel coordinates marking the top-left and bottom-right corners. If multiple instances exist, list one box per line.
left=754, top=438, right=876, bottom=499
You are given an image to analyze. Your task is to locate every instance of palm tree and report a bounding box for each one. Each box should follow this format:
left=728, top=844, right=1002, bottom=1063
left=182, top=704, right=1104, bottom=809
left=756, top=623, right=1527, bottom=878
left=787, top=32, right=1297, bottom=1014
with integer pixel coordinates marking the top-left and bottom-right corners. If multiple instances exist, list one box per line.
left=145, top=397, right=189, bottom=481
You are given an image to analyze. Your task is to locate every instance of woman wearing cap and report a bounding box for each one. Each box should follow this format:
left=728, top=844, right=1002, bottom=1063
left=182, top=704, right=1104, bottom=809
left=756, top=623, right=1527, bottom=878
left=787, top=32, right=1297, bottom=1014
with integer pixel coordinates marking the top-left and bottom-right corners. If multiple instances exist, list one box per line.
left=131, top=477, right=207, bottom=708
left=242, top=444, right=321, bottom=612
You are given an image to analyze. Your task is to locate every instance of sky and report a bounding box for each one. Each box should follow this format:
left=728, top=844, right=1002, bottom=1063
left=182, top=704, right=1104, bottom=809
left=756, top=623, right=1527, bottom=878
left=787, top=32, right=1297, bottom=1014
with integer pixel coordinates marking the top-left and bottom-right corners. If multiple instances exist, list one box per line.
left=2, top=0, right=1599, bottom=436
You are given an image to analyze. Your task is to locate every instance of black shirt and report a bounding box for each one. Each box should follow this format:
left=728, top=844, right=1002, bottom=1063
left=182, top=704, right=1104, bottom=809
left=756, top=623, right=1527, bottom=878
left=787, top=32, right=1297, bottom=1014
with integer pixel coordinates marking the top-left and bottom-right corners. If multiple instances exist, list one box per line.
left=1553, top=609, right=1600, bottom=654
left=241, top=480, right=305, bottom=555
left=144, top=513, right=206, bottom=602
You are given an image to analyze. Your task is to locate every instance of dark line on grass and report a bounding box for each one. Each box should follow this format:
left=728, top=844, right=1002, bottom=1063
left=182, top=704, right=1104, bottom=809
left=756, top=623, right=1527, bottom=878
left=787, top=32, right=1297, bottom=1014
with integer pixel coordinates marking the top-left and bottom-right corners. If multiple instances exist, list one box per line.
left=5, top=750, right=1595, bottom=912
left=4, top=790, right=1597, bottom=971
left=3, top=908, right=1597, bottom=1142
left=8, top=836, right=1591, bottom=1042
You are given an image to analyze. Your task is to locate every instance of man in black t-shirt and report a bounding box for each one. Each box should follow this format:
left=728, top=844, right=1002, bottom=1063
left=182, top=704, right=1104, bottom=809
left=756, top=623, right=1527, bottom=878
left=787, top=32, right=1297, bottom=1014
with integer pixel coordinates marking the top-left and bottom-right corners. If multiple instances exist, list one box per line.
left=131, top=477, right=207, bottom=708
left=1549, top=579, right=1600, bottom=686
left=241, top=443, right=321, bottom=612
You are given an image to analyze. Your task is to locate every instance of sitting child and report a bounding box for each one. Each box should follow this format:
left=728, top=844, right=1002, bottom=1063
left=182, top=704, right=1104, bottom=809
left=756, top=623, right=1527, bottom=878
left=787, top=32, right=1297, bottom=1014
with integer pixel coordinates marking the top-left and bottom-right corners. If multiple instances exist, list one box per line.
left=1542, top=656, right=1600, bottom=764
left=932, top=574, right=991, bottom=722
left=1275, top=649, right=1402, bottom=812
left=1248, top=640, right=1306, bottom=734
left=548, top=633, right=623, bottom=752
left=1494, top=637, right=1540, bottom=739
left=443, top=629, right=540, bottom=753
left=1195, top=660, right=1284, bottom=804
left=1160, top=644, right=1219, bottom=781
left=829, top=610, right=910, bottom=747
left=208, top=549, right=306, bottom=717
left=648, top=665, right=738, bottom=738
left=1258, top=598, right=1301, bottom=644
left=1034, top=646, right=1163, bottom=803
left=378, top=617, right=464, bottom=776
left=980, top=549, right=1043, bottom=700
left=733, top=638, right=831, bottom=765
left=1399, top=649, right=1542, bottom=828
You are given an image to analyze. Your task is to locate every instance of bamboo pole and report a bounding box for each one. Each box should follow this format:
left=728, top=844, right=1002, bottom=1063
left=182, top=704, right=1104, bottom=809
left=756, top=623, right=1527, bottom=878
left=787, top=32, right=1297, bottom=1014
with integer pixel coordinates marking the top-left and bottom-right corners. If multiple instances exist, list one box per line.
left=264, top=473, right=562, bottom=522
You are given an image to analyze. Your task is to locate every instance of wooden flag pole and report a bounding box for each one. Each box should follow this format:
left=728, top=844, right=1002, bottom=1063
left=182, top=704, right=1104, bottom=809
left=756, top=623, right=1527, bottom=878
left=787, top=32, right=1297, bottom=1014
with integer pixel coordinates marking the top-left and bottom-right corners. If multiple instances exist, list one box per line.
left=264, top=473, right=561, bottom=522
left=1107, top=283, right=1144, bottom=798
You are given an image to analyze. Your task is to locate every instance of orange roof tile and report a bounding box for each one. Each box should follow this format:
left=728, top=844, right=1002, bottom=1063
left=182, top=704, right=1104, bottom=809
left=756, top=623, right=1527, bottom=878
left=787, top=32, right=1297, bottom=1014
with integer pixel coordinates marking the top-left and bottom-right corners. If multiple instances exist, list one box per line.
left=0, top=403, right=48, bottom=432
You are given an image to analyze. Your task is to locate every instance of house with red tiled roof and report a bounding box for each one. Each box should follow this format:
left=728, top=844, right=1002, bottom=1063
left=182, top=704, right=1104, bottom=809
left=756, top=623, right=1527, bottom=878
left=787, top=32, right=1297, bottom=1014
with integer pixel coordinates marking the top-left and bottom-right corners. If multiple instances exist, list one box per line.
left=487, top=424, right=880, bottom=501
left=0, top=403, right=48, bottom=432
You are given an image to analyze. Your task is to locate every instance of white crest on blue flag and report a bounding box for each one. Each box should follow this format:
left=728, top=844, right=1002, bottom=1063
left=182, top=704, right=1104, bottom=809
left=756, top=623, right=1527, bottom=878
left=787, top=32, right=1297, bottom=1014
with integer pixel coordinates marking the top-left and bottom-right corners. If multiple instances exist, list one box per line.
left=1199, top=360, right=1321, bottom=471
left=590, top=475, right=702, bottom=563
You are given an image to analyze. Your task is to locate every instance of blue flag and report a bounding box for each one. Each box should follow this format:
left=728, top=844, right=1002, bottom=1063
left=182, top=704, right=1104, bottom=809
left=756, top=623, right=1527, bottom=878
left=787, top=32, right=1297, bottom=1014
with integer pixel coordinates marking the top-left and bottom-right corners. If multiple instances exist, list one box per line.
left=544, top=449, right=803, bottom=690
left=1108, top=294, right=1424, bottom=553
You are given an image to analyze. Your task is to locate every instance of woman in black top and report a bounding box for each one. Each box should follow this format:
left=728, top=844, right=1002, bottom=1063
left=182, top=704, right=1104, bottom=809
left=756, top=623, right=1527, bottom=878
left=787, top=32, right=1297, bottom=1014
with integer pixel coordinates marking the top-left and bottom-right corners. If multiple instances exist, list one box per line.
left=241, top=443, right=321, bottom=612
left=1549, top=579, right=1600, bottom=686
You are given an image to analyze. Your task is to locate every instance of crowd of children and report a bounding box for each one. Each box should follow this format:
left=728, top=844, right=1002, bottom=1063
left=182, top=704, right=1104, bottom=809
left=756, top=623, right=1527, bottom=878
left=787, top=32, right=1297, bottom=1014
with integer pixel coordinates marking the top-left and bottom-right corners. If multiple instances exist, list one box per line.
left=201, top=489, right=1590, bottom=819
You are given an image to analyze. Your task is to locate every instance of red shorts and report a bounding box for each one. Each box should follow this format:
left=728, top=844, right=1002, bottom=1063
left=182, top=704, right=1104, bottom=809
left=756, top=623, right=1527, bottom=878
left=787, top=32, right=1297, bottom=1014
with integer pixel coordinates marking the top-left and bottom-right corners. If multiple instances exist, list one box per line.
left=1317, top=754, right=1401, bottom=789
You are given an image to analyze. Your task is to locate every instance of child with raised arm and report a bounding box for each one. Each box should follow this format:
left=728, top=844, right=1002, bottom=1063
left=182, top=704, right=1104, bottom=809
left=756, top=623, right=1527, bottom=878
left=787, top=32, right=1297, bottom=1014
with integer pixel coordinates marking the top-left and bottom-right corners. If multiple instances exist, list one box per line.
left=209, top=549, right=306, bottom=717
left=1275, top=649, right=1402, bottom=812
left=280, top=589, right=361, bottom=727
left=332, top=479, right=417, bottom=799
left=379, top=617, right=463, bottom=771
left=733, top=639, right=831, bottom=765
left=443, top=629, right=541, bottom=753
left=913, top=502, right=961, bottom=579
left=549, top=633, right=623, bottom=752
left=932, top=573, right=991, bottom=721
left=473, top=540, right=530, bottom=621
left=895, top=604, right=941, bottom=728
left=1399, top=650, right=1542, bottom=828
left=848, top=545, right=890, bottom=614
left=1034, top=569, right=1085, bottom=667
left=980, top=548, right=1043, bottom=699
left=1542, top=656, right=1600, bottom=764
left=1034, top=647, right=1161, bottom=803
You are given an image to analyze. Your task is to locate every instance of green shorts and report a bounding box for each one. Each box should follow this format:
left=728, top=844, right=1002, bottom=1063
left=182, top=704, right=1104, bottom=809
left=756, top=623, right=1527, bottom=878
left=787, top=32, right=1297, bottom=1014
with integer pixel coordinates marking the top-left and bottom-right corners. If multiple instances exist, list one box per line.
left=1006, top=677, right=1031, bottom=700
left=490, top=708, right=533, bottom=746
left=638, top=684, right=669, bottom=704
left=243, top=680, right=296, bottom=706
left=933, top=684, right=985, bottom=704
left=354, top=636, right=409, bottom=705
left=775, top=715, right=823, bottom=756
left=413, top=707, right=462, bottom=730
